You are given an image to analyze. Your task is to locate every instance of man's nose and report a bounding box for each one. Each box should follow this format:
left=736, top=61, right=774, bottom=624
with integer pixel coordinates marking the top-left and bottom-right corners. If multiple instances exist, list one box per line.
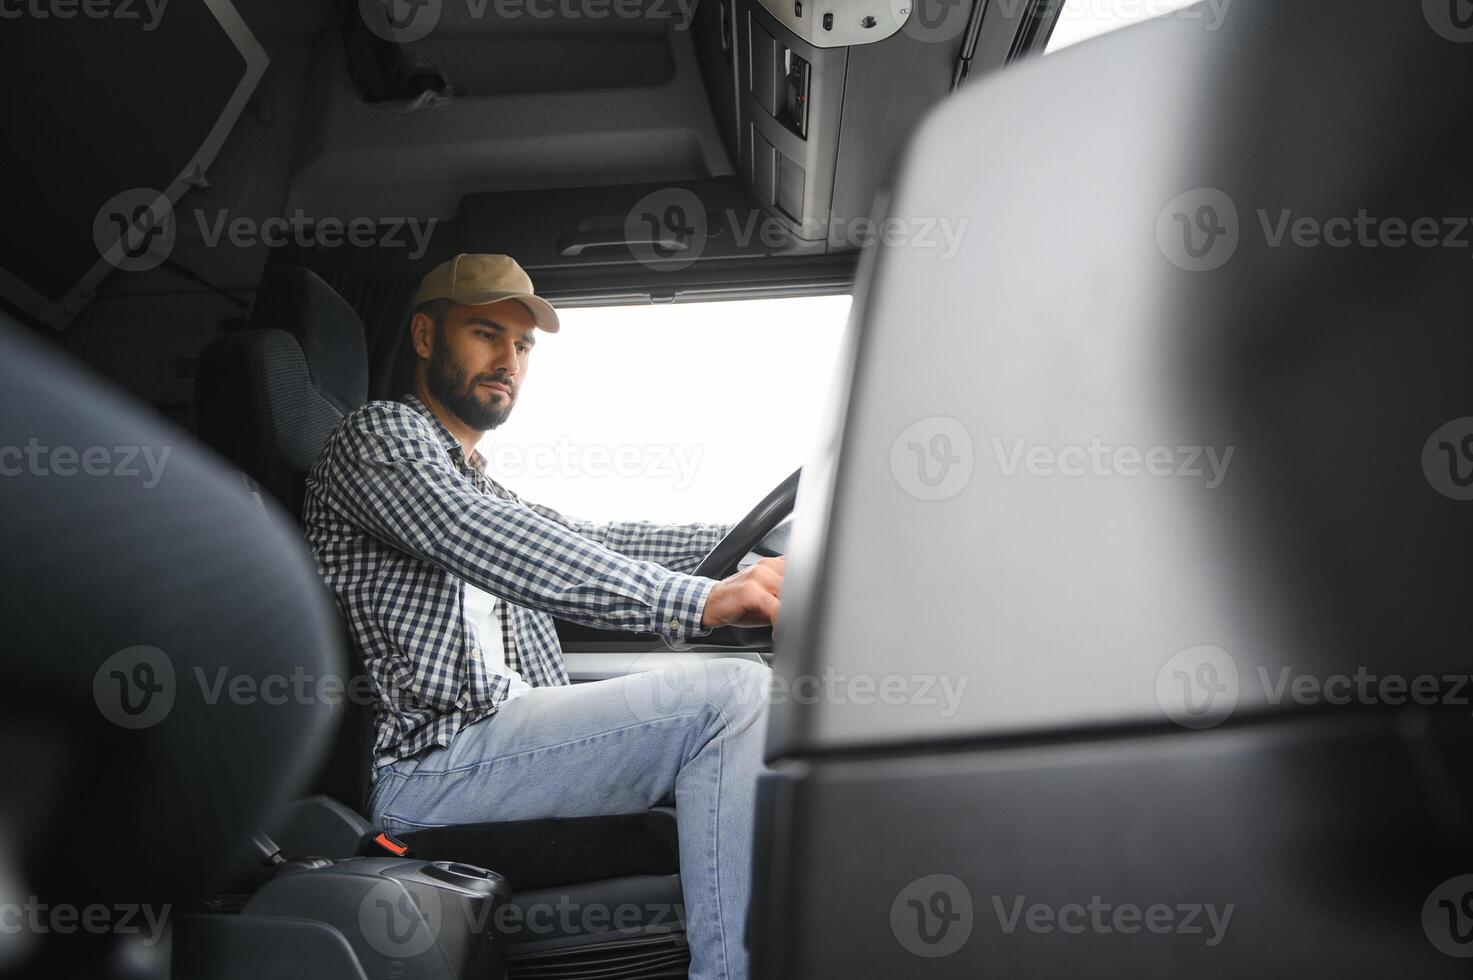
left=490, top=342, right=519, bottom=378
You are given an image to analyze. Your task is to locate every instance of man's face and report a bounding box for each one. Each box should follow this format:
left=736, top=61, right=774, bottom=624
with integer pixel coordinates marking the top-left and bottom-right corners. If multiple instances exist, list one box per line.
left=416, top=298, right=537, bottom=432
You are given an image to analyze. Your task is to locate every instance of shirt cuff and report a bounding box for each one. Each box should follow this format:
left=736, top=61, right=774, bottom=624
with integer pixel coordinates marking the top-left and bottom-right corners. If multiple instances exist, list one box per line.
left=652, top=573, right=717, bottom=646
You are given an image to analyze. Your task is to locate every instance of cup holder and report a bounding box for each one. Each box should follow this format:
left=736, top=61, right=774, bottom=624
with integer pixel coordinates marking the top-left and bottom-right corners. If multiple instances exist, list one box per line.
left=425, top=861, right=501, bottom=887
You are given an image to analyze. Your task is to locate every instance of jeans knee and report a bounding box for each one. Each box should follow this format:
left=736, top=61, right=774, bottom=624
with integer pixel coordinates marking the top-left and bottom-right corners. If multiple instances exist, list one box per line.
left=703, top=658, right=771, bottom=727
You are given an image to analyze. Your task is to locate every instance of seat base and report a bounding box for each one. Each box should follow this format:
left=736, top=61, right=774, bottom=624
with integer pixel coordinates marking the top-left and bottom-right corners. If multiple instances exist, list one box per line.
left=506, top=874, right=689, bottom=980
left=397, top=808, right=681, bottom=892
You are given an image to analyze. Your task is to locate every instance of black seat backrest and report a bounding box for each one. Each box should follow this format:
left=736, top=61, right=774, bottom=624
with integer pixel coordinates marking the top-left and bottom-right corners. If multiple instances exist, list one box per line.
left=755, top=5, right=1473, bottom=977
left=195, top=267, right=370, bottom=516
left=0, top=318, right=344, bottom=974
left=195, top=268, right=378, bottom=812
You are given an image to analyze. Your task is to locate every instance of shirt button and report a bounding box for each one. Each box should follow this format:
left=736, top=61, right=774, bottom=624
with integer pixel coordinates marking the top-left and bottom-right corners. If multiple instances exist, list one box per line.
left=668, top=617, right=682, bottom=631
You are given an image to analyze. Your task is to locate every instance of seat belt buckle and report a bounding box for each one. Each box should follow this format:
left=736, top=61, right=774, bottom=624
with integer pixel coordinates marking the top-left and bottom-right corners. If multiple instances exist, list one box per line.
left=371, top=831, right=411, bottom=857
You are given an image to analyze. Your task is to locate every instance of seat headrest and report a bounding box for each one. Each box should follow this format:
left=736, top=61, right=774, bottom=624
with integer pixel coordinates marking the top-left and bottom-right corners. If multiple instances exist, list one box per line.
left=0, top=319, right=344, bottom=916
left=250, top=267, right=369, bottom=413
left=770, top=3, right=1473, bottom=757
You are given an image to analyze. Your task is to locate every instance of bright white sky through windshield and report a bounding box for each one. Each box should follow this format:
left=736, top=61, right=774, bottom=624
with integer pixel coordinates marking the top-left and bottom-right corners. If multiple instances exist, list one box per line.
left=476, top=295, right=852, bottom=525
left=1047, top=0, right=1209, bottom=52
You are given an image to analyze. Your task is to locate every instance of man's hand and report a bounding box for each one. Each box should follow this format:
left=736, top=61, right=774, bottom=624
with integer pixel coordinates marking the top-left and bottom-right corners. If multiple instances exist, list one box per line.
left=701, top=556, right=785, bottom=629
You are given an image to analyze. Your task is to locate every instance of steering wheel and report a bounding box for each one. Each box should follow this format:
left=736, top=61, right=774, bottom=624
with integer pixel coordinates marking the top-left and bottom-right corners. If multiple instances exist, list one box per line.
left=692, top=468, right=801, bottom=648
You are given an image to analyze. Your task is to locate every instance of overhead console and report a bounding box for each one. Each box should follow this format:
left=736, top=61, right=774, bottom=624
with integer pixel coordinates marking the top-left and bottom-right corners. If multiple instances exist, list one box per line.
left=753, top=0, right=910, bottom=47
left=696, top=0, right=974, bottom=253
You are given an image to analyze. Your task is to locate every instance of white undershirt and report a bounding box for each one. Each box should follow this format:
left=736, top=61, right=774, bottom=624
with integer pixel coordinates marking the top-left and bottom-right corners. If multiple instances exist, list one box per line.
left=463, top=583, right=533, bottom=703
left=374, top=583, right=534, bottom=775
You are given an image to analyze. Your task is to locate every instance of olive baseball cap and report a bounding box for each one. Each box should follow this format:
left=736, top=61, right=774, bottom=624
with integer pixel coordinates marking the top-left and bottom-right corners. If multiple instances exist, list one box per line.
left=413, top=253, right=560, bottom=332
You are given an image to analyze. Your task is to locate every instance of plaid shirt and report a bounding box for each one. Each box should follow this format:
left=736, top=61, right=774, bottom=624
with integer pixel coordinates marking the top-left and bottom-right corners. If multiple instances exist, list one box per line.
left=302, top=395, right=728, bottom=763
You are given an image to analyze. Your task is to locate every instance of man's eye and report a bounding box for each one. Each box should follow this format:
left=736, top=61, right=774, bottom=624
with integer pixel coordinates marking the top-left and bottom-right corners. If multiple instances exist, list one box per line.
left=516, top=344, right=530, bottom=354
left=476, top=331, right=495, bottom=341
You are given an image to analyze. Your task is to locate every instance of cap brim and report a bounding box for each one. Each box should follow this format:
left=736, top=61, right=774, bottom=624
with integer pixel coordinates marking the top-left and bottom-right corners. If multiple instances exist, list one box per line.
left=446, top=289, right=561, bottom=332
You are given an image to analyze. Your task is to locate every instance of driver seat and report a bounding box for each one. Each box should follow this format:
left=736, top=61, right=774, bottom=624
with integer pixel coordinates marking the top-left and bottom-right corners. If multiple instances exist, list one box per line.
left=195, top=266, right=691, bottom=979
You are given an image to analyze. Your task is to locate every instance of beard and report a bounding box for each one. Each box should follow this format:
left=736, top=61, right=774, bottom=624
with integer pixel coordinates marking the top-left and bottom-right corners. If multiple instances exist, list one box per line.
left=425, top=335, right=516, bottom=431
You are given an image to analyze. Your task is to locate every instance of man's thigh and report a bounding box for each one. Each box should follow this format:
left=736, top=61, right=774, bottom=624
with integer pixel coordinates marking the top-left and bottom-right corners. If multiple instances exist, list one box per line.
left=372, top=663, right=728, bottom=832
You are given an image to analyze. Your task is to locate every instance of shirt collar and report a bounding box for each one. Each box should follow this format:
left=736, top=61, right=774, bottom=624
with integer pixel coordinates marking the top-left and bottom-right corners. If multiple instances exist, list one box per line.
left=401, top=393, right=489, bottom=475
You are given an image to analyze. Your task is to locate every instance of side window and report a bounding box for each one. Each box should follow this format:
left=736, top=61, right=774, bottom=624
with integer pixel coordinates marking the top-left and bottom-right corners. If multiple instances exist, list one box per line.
left=476, top=295, right=852, bottom=524
left=1047, top=0, right=1218, bottom=53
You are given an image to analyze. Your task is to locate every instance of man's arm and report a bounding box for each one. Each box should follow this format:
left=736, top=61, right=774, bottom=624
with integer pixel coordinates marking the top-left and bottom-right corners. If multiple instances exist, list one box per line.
left=312, top=402, right=715, bottom=643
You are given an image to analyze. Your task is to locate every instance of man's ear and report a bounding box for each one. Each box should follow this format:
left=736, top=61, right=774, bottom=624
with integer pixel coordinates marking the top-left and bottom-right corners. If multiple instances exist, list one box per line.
left=410, top=312, right=435, bottom=361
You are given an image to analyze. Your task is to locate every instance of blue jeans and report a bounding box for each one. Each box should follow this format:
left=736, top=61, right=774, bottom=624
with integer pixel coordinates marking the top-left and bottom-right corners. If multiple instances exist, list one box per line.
left=368, top=657, right=772, bottom=980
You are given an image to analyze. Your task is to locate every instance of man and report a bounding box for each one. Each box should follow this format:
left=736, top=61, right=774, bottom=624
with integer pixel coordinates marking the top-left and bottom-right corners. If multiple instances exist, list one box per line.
left=302, top=253, right=782, bottom=980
